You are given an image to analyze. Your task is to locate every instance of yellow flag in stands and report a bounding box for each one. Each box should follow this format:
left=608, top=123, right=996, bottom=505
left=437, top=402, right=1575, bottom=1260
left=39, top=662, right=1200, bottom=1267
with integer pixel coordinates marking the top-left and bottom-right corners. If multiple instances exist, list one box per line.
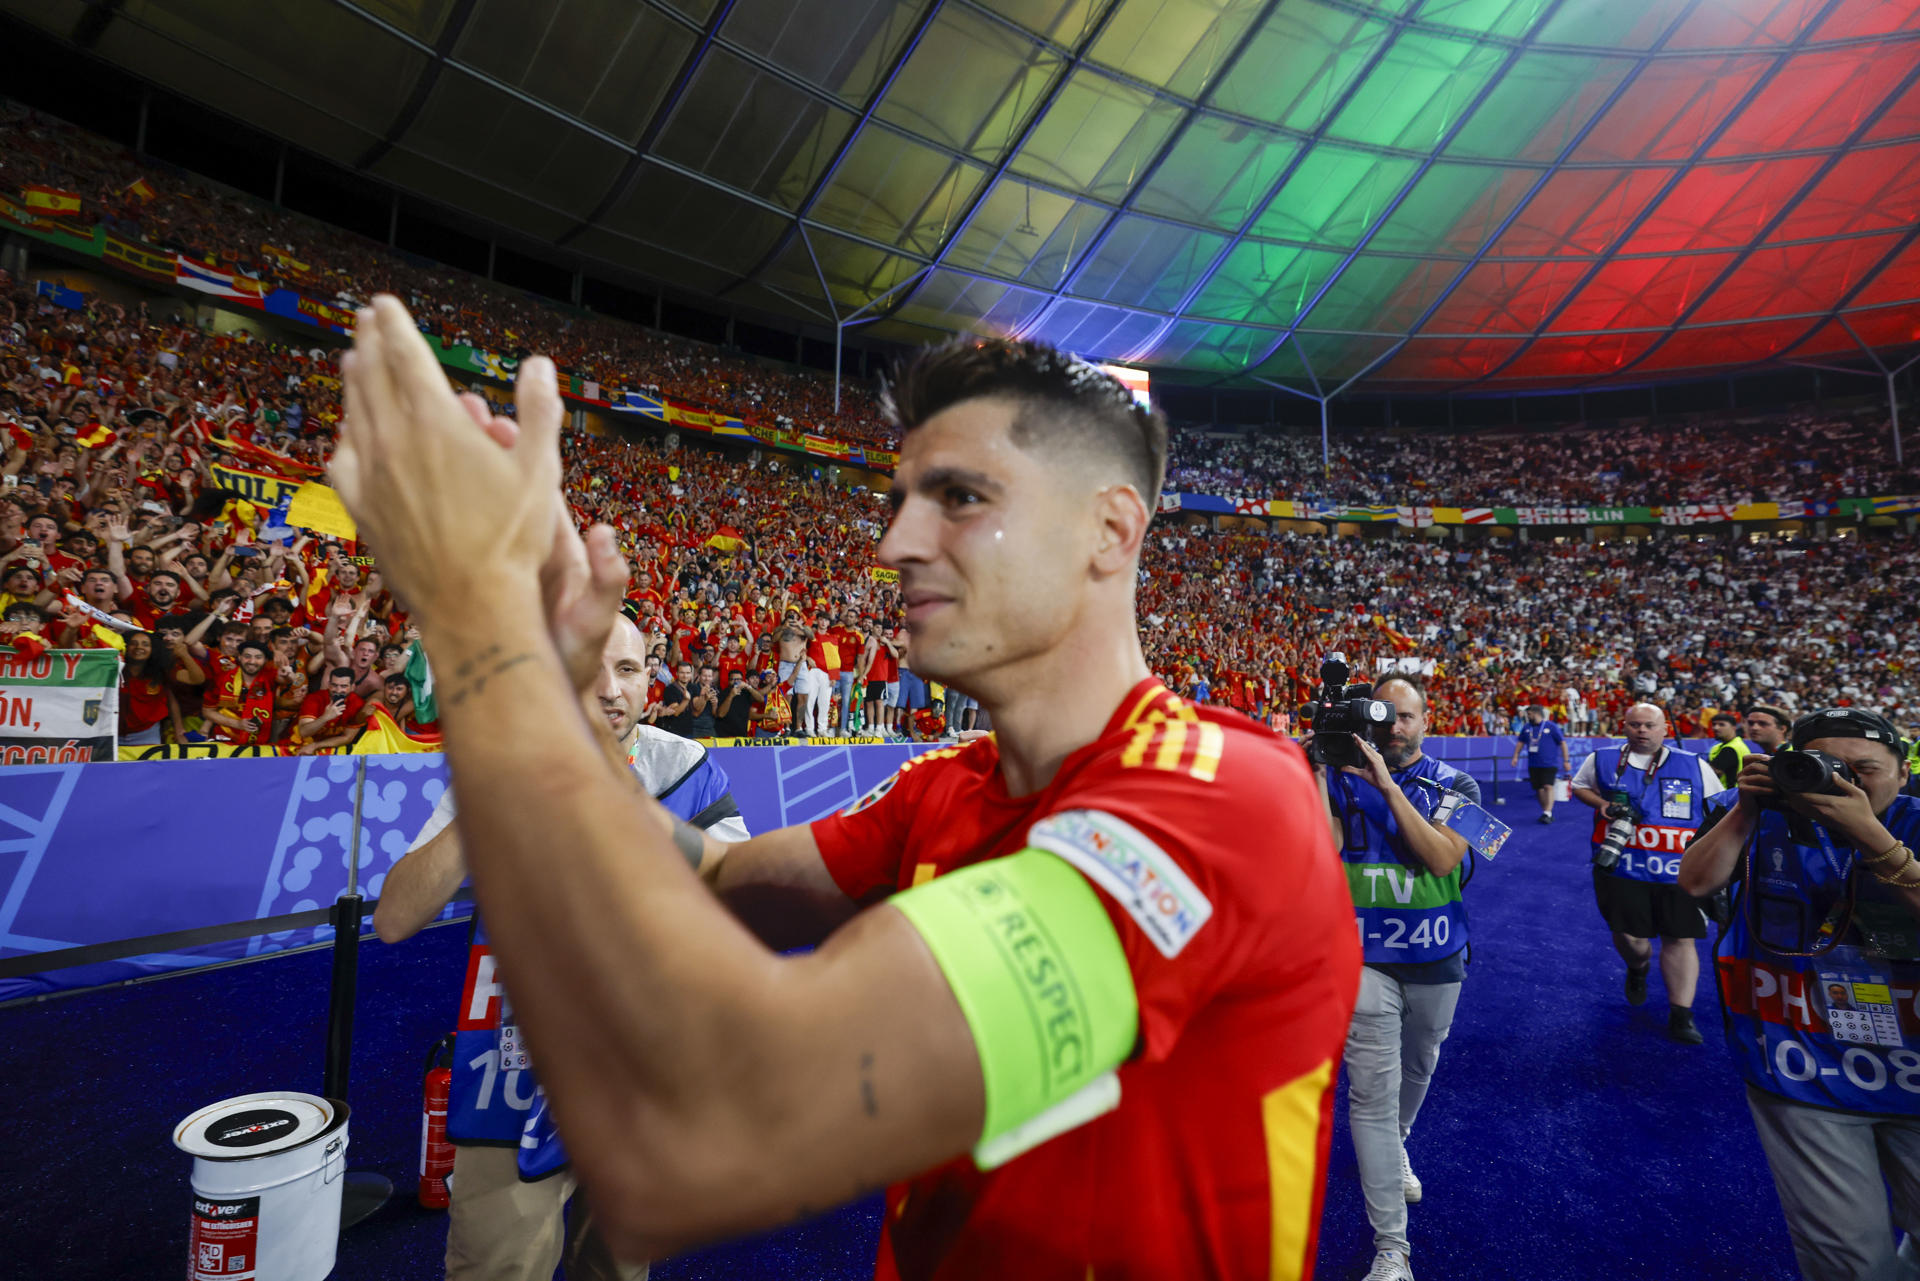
left=353, top=704, right=443, bottom=754
left=286, top=481, right=358, bottom=541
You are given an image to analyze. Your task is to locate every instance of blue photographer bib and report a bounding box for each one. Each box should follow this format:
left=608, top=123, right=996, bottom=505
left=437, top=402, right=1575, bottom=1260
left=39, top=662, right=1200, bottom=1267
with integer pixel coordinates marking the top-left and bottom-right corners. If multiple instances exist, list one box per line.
left=1333, top=755, right=1471, bottom=966
left=1590, top=745, right=1706, bottom=885
left=1717, top=795, right=1920, bottom=1116
left=1517, top=720, right=1564, bottom=767
left=447, top=738, right=741, bottom=1180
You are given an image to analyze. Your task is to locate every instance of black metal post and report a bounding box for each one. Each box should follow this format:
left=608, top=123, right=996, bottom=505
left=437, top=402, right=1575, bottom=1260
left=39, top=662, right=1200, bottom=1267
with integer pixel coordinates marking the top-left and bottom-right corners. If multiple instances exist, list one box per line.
left=322, top=892, right=363, bottom=1101
left=323, top=758, right=390, bottom=1228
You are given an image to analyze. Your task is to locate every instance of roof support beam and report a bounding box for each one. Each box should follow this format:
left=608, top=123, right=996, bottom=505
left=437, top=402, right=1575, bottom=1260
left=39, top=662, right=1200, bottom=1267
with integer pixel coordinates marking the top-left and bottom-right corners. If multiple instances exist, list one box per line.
left=1457, top=0, right=1852, bottom=389
left=557, top=0, right=740, bottom=247
left=1235, top=0, right=1575, bottom=378
left=1263, top=0, right=1708, bottom=392
left=860, top=0, right=1129, bottom=329
left=1011, top=0, right=1290, bottom=343
left=352, top=0, right=483, bottom=172
left=1604, top=59, right=1920, bottom=380
left=1124, top=0, right=1439, bottom=367
left=718, top=0, right=948, bottom=298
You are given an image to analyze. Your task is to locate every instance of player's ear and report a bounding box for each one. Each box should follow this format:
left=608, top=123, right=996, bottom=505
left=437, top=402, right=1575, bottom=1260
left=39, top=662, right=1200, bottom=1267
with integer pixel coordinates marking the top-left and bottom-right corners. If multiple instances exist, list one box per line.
left=1090, top=482, right=1148, bottom=577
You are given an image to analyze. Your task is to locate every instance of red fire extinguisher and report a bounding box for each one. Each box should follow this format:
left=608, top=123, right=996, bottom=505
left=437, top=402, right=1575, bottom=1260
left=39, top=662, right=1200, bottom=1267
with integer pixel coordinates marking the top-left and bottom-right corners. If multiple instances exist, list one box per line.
left=420, top=1034, right=455, bottom=1209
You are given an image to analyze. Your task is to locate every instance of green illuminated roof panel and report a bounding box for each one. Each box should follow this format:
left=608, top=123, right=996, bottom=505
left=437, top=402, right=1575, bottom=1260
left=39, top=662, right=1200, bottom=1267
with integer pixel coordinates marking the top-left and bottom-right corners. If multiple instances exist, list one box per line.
left=46, top=0, right=1920, bottom=390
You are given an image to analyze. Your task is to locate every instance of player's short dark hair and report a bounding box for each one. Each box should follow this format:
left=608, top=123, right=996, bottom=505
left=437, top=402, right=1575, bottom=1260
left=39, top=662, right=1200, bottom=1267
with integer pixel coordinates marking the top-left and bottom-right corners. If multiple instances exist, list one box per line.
left=1747, top=704, right=1791, bottom=728
left=1711, top=711, right=1739, bottom=727
left=886, top=337, right=1168, bottom=502
left=329, top=666, right=354, bottom=682
left=238, top=640, right=269, bottom=658
left=1372, top=671, right=1427, bottom=708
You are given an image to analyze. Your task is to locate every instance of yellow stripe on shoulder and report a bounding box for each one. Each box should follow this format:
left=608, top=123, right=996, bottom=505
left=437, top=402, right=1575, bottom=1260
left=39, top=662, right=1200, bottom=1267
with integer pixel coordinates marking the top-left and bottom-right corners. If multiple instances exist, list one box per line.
left=1118, top=715, right=1224, bottom=783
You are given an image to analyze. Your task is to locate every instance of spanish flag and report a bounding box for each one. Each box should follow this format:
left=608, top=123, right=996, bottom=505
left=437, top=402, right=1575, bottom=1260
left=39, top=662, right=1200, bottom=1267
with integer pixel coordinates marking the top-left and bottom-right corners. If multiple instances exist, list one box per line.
left=124, top=177, right=157, bottom=204
left=76, top=422, right=117, bottom=450
left=706, top=524, right=747, bottom=553
left=1373, top=615, right=1415, bottom=653
left=352, top=703, right=443, bottom=754
left=23, top=185, right=82, bottom=216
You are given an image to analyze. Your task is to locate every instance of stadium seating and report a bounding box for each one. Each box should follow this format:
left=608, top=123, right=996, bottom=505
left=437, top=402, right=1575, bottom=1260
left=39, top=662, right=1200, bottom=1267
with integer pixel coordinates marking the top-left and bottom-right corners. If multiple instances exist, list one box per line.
left=2, top=102, right=1917, bottom=749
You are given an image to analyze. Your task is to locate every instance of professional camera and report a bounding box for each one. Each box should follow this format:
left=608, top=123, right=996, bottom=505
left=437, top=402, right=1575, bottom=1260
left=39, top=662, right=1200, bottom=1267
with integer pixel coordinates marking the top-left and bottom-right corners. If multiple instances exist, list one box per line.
left=1768, top=749, right=1859, bottom=796
left=1593, top=797, right=1637, bottom=869
left=1301, top=655, right=1395, bottom=770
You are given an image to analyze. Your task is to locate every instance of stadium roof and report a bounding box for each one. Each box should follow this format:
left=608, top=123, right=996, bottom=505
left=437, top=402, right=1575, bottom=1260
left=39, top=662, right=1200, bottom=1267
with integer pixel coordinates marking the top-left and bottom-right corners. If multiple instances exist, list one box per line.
left=17, top=0, right=1920, bottom=391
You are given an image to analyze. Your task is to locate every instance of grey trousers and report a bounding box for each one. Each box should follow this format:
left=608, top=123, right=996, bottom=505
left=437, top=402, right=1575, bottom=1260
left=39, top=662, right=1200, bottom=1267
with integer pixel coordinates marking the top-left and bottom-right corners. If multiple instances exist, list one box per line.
left=1343, top=966, right=1462, bottom=1255
left=1746, top=1085, right=1920, bottom=1281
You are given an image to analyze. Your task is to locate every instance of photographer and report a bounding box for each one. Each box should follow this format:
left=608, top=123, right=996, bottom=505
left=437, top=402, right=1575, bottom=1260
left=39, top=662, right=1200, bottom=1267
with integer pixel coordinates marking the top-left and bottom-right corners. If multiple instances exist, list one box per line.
left=1677, top=709, right=1920, bottom=1281
left=1574, top=706, right=1728, bottom=1044
left=1511, top=704, right=1571, bottom=824
left=1572, top=702, right=1723, bottom=1044
left=713, top=666, right=762, bottom=740
left=1310, top=673, right=1477, bottom=1281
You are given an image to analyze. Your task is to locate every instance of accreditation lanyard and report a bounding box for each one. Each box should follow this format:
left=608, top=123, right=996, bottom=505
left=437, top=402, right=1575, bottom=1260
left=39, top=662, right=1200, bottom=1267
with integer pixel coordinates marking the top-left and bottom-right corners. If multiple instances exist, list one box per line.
left=1748, top=822, right=1856, bottom=958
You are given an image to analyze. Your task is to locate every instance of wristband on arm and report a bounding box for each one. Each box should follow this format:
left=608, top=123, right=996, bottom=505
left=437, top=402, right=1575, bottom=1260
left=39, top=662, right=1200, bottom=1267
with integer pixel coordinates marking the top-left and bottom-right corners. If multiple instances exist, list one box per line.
left=891, top=849, right=1139, bottom=1170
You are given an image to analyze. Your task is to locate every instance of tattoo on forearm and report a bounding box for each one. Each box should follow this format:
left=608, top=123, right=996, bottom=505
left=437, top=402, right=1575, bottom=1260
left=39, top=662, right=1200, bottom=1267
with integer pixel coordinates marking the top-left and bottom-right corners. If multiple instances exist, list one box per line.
left=671, top=819, right=705, bottom=871
left=860, top=1051, right=878, bottom=1119
left=442, top=647, right=536, bottom=709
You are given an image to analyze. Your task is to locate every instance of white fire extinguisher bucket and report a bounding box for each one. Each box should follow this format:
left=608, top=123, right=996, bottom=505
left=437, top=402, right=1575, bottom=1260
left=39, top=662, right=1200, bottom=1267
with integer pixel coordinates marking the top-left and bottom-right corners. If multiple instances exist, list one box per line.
left=174, top=1092, right=350, bottom=1281
left=1553, top=777, right=1572, bottom=803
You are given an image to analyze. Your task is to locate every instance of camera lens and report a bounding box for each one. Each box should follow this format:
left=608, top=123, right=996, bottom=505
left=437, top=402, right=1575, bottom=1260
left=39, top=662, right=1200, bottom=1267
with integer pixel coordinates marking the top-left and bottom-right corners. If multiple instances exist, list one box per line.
left=1768, top=752, right=1832, bottom=795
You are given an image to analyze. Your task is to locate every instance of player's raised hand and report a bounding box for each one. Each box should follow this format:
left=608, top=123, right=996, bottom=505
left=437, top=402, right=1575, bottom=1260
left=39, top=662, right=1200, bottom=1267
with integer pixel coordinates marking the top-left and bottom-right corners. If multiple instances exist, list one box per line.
left=332, top=295, right=561, bottom=637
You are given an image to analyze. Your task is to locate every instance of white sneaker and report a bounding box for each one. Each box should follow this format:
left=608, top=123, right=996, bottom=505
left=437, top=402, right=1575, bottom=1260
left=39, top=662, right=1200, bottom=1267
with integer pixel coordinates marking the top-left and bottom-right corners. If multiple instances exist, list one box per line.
left=1365, top=1248, right=1414, bottom=1281
left=1400, top=1147, right=1422, bottom=1203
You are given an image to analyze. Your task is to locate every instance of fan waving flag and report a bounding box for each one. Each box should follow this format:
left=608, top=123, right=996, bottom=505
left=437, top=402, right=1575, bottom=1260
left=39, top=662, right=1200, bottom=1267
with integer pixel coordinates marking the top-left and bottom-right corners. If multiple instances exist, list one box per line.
left=706, top=524, right=748, bottom=553
left=23, top=185, right=82, bottom=216
left=352, top=703, right=443, bottom=754
left=76, top=422, right=117, bottom=450
left=123, top=177, right=157, bottom=203
left=404, top=642, right=436, bottom=725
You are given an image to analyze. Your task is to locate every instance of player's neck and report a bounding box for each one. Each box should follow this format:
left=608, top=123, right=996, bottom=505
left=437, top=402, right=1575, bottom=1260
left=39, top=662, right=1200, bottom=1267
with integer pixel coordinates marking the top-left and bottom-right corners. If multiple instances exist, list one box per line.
left=979, top=619, right=1151, bottom=799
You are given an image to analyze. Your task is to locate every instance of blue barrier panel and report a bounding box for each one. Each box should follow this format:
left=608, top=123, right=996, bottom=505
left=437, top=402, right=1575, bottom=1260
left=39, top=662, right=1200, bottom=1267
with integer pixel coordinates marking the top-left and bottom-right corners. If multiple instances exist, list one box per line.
left=0, top=757, right=363, bottom=1000
left=0, top=743, right=941, bottom=1001
left=0, top=735, right=1711, bottom=1002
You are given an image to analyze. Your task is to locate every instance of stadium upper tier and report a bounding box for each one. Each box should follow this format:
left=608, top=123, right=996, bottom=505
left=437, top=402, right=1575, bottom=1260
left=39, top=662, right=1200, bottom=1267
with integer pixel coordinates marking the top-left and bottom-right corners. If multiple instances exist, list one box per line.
left=4, top=101, right=1918, bottom=514
left=2, top=275, right=1916, bottom=735
left=6, top=0, right=1920, bottom=389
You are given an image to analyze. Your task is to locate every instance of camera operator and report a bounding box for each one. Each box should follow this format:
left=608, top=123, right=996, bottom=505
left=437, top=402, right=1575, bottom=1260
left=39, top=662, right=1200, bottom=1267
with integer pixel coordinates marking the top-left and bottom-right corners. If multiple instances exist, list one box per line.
left=1309, top=673, right=1477, bottom=1281
left=1677, top=708, right=1920, bottom=1281
left=1572, top=702, right=1724, bottom=1044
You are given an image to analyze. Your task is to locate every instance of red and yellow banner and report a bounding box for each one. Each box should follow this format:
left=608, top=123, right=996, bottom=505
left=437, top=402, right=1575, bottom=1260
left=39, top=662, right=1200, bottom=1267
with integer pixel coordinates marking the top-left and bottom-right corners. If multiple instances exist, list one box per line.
left=22, top=184, right=81, bottom=216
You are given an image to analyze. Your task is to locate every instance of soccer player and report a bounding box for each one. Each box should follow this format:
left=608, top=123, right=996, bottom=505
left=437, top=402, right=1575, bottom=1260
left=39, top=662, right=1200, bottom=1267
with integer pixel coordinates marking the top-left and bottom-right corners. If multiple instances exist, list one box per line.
left=331, top=298, right=1360, bottom=1279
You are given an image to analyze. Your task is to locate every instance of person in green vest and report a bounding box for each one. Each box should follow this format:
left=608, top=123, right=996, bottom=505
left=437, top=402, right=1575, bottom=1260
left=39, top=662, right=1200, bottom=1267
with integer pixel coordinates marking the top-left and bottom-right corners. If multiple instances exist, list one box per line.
left=1707, top=711, right=1751, bottom=790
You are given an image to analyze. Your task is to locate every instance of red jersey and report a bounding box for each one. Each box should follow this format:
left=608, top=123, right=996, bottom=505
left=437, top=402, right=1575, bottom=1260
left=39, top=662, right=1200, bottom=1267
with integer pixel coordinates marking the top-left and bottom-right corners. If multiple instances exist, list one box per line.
left=812, top=681, right=1359, bottom=1281
left=122, top=671, right=169, bottom=733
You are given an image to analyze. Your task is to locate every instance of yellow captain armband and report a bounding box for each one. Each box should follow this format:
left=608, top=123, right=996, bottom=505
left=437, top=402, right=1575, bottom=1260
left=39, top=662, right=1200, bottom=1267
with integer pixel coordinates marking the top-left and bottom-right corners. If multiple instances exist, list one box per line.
left=891, top=849, right=1139, bottom=1170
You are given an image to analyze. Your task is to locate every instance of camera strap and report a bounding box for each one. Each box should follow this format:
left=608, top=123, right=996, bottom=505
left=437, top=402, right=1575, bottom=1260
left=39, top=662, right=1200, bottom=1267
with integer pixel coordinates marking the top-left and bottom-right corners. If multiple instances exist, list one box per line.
left=1743, top=828, right=1856, bottom=959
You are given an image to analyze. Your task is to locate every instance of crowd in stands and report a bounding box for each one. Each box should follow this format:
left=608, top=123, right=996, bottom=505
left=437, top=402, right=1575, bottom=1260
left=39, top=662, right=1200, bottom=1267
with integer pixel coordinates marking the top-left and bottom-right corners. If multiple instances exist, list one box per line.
left=0, top=102, right=900, bottom=446
left=4, top=266, right=1917, bottom=755
left=10, top=101, right=1920, bottom=514
left=1166, top=410, right=1920, bottom=509
left=1140, top=524, right=1920, bottom=741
